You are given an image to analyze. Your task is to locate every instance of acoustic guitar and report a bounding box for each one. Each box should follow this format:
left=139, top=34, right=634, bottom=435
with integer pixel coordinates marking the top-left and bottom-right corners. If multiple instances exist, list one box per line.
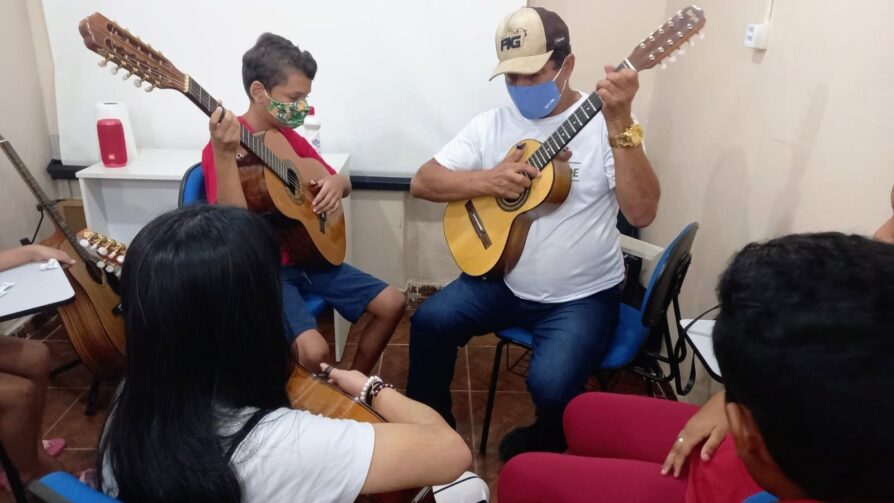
left=78, top=12, right=346, bottom=268
left=288, top=365, right=435, bottom=503
left=1, top=135, right=126, bottom=379
left=443, top=6, right=706, bottom=276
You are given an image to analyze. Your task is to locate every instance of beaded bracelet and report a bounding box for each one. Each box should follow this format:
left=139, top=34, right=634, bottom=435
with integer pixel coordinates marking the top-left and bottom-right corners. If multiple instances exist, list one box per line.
left=358, top=376, right=395, bottom=407
left=369, top=380, right=395, bottom=405
left=359, top=376, right=382, bottom=406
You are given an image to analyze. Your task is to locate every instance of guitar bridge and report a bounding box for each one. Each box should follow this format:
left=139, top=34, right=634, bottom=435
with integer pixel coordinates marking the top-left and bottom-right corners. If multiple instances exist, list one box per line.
left=465, top=200, right=492, bottom=249
left=319, top=212, right=326, bottom=233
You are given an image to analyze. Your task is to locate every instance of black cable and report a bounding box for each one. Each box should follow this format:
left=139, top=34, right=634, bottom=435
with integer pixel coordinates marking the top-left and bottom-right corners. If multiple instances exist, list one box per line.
left=29, top=210, right=45, bottom=245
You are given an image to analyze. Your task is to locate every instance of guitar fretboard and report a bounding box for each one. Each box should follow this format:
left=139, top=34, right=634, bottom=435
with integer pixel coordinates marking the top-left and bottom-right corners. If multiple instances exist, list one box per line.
left=0, top=135, right=92, bottom=264
left=527, top=61, right=632, bottom=171
left=185, top=78, right=293, bottom=186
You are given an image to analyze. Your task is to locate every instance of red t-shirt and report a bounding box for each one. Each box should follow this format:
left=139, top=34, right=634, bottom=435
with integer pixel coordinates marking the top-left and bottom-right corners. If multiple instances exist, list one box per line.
left=686, top=434, right=817, bottom=503
left=201, top=116, right=336, bottom=265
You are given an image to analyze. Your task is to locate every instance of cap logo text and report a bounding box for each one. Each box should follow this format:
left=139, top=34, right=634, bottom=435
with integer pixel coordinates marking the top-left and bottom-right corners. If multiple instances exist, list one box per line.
left=500, top=28, right=527, bottom=52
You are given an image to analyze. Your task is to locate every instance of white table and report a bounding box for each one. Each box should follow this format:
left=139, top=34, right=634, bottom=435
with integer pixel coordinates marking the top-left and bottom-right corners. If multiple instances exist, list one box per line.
left=620, top=235, right=664, bottom=261
left=0, top=262, right=74, bottom=322
left=681, top=319, right=722, bottom=380
left=78, top=149, right=353, bottom=361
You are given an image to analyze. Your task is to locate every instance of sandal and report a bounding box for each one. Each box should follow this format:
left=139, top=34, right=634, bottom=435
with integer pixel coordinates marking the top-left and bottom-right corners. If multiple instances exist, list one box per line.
left=42, top=438, right=66, bottom=458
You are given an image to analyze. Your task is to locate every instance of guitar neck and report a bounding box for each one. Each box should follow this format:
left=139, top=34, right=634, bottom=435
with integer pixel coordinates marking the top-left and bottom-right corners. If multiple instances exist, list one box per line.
left=527, top=60, right=634, bottom=171
left=0, top=135, right=92, bottom=263
left=184, top=78, right=292, bottom=185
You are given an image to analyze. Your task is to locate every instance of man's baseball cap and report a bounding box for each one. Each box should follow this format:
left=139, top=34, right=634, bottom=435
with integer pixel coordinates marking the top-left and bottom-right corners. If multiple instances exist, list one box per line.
left=490, top=7, right=570, bottom=81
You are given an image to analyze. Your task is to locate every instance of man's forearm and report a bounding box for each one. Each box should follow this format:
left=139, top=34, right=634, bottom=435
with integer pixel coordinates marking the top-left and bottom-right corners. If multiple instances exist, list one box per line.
left=410, top=162, right=491, bottom=202
left=607, top=119, right=660, bottom=227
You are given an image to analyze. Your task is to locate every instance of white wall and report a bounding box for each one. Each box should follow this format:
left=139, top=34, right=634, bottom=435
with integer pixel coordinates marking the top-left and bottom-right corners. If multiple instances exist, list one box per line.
left=0, top=0, right=58, bottom=250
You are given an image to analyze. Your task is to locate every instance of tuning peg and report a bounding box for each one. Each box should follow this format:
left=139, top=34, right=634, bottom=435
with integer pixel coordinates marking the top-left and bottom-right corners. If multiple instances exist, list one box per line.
left=698, top=32, right=705, bottom=40
left=97, top=59, right=109, bottom=68
left=145, top=85, right=155, bottom=93
left=668, top=55, right=677, bottom=63
left=116, top=255, right=125, bottom=264
left=96, top=260, right=105, bottom=269
left=79, top=238, right=90, bottom=247
left=659, top=62, right=668, bottom=70
left=677, top=47, right=686, bottom=55
left=110, top=65, right=120, bottom=75
left=688, top=39, right=696, bottom=47
left=133, top=78, right=143, bottom=87
left=105, top=264, right=118, bottom=273
left=122, top=71, right=132, bottom=80
left=98, top=245, right=108, bottom=256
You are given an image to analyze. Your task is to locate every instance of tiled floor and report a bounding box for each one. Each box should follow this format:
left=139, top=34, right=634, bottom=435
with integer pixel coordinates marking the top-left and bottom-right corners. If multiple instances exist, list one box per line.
left=10, top=309, right=664, bottom=502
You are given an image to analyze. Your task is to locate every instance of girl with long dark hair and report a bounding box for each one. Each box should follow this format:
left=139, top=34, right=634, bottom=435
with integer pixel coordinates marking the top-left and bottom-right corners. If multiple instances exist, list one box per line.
left=97, top=205, right=473, bottom=502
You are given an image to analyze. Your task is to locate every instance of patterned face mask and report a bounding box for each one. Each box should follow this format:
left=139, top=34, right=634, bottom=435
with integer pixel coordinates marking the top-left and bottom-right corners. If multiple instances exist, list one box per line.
left=265, top=90, right=310, bottom=128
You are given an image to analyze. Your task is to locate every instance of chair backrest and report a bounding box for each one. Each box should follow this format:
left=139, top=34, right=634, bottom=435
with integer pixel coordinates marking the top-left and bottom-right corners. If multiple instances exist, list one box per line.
left=178, top=163, right=207, bottom=207
left=639, top=222, right=699, bottom=328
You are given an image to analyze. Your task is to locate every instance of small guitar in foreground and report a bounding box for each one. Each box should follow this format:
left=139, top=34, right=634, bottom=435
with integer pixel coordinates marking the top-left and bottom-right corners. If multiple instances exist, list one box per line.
left=444, top=6, right=706, bottom=276
left=78, top=13, right=346, bottom=268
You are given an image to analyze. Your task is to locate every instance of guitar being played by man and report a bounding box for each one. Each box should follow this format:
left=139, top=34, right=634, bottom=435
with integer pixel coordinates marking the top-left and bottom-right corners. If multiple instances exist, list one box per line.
left=408, top=6, right=661, bottom=460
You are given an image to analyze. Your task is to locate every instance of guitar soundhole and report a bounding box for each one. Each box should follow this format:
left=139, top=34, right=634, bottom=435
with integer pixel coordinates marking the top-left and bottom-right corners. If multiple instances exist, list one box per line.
left=497, top=187, right=531, bottom=212
left=284, top=167, right=303, bottom=203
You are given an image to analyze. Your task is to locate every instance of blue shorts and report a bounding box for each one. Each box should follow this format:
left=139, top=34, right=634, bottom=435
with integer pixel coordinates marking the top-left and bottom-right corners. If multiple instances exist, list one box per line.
left=281, top=263, right=388, bottom=343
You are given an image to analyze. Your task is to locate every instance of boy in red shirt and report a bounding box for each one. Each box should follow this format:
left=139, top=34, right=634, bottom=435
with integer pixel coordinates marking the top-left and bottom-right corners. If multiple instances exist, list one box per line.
left=204, top=33, right=404, bottom=373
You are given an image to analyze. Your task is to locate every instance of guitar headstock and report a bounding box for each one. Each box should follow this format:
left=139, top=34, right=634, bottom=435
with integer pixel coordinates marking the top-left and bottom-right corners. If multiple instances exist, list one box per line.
left=77, top=229, right=127, bottom=278
left=626, top=5, right=706, bottom=71
left=78, top=12, right=188, bottom=93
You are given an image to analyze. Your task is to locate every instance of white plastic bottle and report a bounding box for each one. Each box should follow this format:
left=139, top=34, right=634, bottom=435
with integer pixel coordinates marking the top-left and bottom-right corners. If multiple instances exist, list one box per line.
left=303, top=106, right=321, bottom=153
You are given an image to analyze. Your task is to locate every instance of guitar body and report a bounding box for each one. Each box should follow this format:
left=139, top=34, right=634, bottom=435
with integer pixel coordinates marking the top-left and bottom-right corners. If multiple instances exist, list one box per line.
left=238, top=129, right=346, bottom=268
left=43, top=232, right=125, bottom=380
left=444, top=139, right=572, bottom=276
left=287, top=365, right=435, bottom=503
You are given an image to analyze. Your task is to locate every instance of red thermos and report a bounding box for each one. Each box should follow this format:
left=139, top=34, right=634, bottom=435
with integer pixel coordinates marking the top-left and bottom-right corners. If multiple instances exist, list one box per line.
left=97, top=118, right=127, bottom=167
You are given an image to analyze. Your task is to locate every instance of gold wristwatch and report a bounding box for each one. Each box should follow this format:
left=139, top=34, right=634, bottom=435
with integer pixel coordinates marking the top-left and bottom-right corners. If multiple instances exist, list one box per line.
left=608, top=122, right=644, bottom=149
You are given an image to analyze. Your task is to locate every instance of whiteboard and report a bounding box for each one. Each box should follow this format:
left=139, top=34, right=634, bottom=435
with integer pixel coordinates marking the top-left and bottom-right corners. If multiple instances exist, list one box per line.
left=43, top=0, right=519, bottom=176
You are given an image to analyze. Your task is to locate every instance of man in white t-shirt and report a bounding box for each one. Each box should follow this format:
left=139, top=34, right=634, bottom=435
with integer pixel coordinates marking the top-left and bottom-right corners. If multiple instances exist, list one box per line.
left=407, top=6, right=660, bottom=461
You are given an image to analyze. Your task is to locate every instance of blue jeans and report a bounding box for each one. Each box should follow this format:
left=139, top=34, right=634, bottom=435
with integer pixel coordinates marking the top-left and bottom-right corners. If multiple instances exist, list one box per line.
left=407, top=274, right=620, bottom=427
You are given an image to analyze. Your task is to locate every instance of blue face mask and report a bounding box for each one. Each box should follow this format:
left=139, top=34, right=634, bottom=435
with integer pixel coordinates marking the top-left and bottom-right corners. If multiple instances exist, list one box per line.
left=506, top=61, right=568, bottom=120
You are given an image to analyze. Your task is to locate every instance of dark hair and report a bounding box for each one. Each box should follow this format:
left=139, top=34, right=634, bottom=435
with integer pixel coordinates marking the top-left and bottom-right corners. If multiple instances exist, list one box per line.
left=713, top=233, right=894, bottom=500
left=242, top=33, right=317, bottom=98
left=548, top=44, right=571, bottom=69
left=97, top=205, right=293, bottom=502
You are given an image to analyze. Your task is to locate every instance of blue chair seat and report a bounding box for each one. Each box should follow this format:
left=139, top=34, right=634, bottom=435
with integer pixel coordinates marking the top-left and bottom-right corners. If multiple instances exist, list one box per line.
left=480, top=223, right=700, bottom=453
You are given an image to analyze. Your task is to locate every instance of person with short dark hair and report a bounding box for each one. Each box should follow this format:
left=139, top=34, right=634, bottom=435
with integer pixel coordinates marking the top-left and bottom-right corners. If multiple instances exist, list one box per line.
left=97, top=205, right=477, bottom=502
left=204, top=33, right=405, bottom=374
left=408, top=6, right=660, bottom=462
left=499, top=230, right=894, bottom=502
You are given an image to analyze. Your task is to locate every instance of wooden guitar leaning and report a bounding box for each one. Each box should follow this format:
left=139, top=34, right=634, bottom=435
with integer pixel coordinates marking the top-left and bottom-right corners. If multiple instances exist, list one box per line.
left=444, top=6, right=706, bottom=276
left=78, top=12, right=346, bottom=268
left=1, top=135, right=126, bottom=380
left=288, top=365, right=435, bottom=503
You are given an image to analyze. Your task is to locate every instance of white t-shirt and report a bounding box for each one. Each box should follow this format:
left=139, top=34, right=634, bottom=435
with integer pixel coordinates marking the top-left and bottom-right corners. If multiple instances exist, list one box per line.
left=102, top=407, right=375, bottom=503
left=434, top=91, right=624, bottom=302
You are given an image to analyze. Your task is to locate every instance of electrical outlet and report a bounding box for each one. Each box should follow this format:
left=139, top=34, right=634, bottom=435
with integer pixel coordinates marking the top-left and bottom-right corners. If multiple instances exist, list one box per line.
left=745, top=23, right=770, bottom=50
